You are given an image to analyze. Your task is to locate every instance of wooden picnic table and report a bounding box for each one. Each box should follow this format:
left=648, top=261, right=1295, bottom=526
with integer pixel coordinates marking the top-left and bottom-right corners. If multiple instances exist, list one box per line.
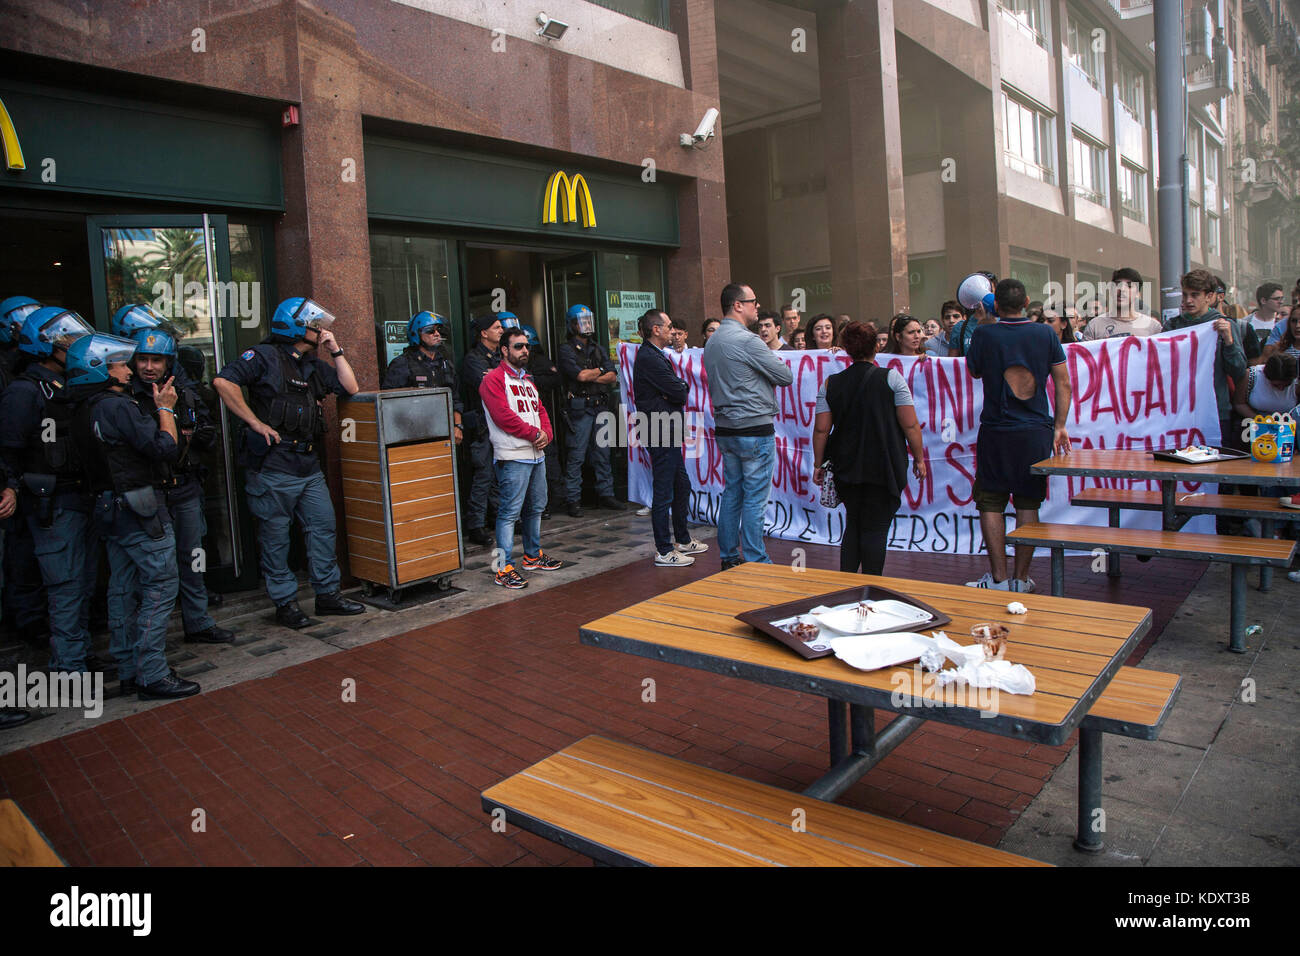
left=580, top=563, right=1153, bottom=844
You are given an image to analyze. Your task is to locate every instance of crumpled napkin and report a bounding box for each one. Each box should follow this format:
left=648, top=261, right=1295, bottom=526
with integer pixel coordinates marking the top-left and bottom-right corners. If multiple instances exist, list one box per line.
left=919, top=631, right=1036, bottom=696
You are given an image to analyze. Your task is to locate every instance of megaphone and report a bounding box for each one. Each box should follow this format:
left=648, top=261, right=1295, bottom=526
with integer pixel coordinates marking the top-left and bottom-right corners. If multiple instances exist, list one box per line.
left=956, top=272, right=995, bottom=311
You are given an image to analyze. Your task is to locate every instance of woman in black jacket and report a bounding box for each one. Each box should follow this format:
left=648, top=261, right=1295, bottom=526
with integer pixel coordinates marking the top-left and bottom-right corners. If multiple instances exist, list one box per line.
left=811, top=321, right=926, bottom=574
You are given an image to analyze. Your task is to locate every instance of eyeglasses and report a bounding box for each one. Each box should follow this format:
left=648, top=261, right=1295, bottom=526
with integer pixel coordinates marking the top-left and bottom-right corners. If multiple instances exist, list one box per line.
left=509, top=343, right=530, bottom=351
left=737, top=298, right=758, bottom=304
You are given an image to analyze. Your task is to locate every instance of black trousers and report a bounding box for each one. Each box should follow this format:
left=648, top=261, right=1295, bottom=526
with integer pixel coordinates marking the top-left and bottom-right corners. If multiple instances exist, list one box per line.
left=837, top=482, right=900, bottom=575
left=650, top=444, right=691, bottom=554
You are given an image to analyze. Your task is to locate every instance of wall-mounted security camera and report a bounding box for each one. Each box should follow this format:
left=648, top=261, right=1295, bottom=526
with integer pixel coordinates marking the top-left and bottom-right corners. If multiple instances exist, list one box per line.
left=679, top=107, right=719, bottom=149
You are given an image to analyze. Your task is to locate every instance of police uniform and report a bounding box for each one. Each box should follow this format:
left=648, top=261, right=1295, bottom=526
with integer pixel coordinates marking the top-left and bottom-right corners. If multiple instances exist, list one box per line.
left=527, top=344, right=563, bottom=504
left=382, top=346, right=464, bottom=412
left=216, top=341, right=350, bottom=607
left=0, top=346, right=46, bottom=640
left=128, top=366, right=222, bottom=639
left=557, top=334, right=617, bottom=506
left=76, top=384, right=182, bottom=690
left=460, top=338, right=502, bottom=535
left=0, top=364, right=99, bottom=671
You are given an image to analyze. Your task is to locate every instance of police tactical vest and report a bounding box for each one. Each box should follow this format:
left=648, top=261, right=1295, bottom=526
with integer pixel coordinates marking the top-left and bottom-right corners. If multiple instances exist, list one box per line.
left=250, top=345, right=328, bottom=442
left=562, top=339, right=608, bottom=400
left=396, top=348, right=452, bottom=388
left=133, top=378, right=202, bottom=482
left=20, top=372, right=83, bottom=484
left=74, top=390, right=161, bottom=495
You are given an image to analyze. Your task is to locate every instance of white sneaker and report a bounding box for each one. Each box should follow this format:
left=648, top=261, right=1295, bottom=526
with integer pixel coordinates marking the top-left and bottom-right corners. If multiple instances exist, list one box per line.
left=676, top=539, right=709, bottom=555
left=635, top=506, right=651, bottom=517
left=1009, top=577, right=1036, bottom=593
left=966, top=572, right=1010, bottom=590
left=655, top=550, right=695, bottom=567
left=1288, top=570, right=1300, bottom=583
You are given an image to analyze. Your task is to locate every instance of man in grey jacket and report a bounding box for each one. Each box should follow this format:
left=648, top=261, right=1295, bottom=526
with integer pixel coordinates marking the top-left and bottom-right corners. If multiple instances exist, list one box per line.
left=704, top=283, right=795, bottom=568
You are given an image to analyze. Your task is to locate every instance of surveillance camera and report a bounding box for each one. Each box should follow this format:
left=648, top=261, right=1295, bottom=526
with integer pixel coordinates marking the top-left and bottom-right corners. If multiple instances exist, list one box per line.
left=692, top=108, right=719, bottom=143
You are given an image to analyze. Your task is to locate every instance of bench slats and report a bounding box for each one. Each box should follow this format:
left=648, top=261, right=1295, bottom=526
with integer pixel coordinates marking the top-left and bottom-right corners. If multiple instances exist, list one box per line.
left=1072, top=488, right=1300, bottom=520
left=1081, top=667, right=1181, bottom=740
left=0, top=800, right=64, bottom=867
left=1006, top=523, right=1295, bottom=565
left=482, top=736, right=1046, bottom=867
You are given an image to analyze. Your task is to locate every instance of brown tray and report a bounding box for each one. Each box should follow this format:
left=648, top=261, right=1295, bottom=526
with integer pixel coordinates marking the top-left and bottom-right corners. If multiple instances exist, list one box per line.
left=735, top=584, right=952, bottom=660
left=1150, top=446, right=1251, bottom=464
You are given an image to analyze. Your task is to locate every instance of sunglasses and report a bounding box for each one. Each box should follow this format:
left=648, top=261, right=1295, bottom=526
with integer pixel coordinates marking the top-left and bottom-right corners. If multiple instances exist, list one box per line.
left=509, top=343, right=531, bottom=351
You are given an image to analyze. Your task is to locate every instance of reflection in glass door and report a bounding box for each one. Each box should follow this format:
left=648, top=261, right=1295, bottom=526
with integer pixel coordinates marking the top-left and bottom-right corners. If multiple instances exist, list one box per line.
left=543, top=253, right=597, bottom=349
left=87, top=215, right=245, bottom=585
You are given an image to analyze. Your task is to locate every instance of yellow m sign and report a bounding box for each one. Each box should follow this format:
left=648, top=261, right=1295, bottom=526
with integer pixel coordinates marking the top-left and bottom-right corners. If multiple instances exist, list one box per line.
left=0, top=96, right=25, bottom=171
left=542, top=171, right=596, bottom=228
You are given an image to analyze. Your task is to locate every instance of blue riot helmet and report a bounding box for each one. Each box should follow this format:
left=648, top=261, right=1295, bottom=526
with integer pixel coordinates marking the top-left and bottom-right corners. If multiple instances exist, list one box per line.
left=270, top=296, right=336, bottom=342
left=0, top=296, right=42, bottom=344
left=132, top=327, right=178, bottom=361
left=64, top=333, right=137, bottom=388
left=407, top=310, right=448, bottom=346
left=566, top=304, right=595, bottom=336
left=520, top=323, right=541, bottom=348
left=111, top=303, right=167, bottom=338
left=18, top=307, right=94, bottom=358
left=497, top=311, right=521, bottom=330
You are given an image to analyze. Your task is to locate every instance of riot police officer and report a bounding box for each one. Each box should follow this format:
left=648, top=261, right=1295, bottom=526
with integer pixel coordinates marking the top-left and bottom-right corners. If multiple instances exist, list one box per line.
left=68, top=333, right=199, bottom=700
left=382, top=311, right=464, bottom=444
left=128, top=328, right=232, bottom=644
left=213, top=297, right=365, bottom=628
left=557, top=304, right=623, bottom=517
left=460, top=313, right=505, bottom=546
left=0, top=297, right=47, bottom=649
left=0, top=307, right=98, bottom=673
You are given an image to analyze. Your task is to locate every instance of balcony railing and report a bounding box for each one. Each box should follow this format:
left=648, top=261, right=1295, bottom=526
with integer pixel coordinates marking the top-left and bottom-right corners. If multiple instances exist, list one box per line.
left=1243, top=0, right=1275, bottom=42
left=1005, top=152, right=1056, bottom=184
left=1258, top=158, right=1295, bottom=202
left=1244, top=68, right=1271, bottom=120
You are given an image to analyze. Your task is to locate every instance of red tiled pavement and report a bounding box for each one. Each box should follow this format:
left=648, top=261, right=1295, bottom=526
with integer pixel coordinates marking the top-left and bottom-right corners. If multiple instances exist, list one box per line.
left=0, top=543, right=1201, bottom=865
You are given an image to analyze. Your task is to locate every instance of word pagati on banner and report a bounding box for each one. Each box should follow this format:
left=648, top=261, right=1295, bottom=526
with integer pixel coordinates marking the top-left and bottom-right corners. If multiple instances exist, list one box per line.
left=617, top=325, right=1221, bottom=554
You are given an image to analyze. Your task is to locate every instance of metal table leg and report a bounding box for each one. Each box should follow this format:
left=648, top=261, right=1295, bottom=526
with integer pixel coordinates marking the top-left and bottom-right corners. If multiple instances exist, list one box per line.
left=1107, top=506, right=1121, bottom=579
left=1161, top=481, right=1176, bottom=530
left=827, top=699, right=848, bottom=767
left=1229, top=564, right=1248, bottom=653
left=1074, top=725, right=1104, bottom=853
left=1051, top=547, right=1065, bottom=597
left=805, top=703, right=922, bottom=802
left=1259, top=519, right=1275, bottom=592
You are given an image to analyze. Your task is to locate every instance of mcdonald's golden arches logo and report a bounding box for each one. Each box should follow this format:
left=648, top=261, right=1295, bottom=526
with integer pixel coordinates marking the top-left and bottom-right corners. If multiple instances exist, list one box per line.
left=0, top=96, right=26, bottom=171
left=542, top=170, right=596, bottom=228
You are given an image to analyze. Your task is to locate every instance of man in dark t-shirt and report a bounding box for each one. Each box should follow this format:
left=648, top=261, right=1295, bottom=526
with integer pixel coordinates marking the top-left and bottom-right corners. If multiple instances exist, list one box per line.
left=964, top=278, right=1072, bottom=593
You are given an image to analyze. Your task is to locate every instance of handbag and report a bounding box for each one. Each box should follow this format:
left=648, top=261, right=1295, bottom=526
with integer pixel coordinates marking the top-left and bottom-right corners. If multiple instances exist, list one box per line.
left=819, top=364, right=877, bottom=510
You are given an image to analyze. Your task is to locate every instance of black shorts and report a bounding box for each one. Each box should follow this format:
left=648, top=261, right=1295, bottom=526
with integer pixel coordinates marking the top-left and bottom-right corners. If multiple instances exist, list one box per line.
left=973, top=424, right=1052, bottom=512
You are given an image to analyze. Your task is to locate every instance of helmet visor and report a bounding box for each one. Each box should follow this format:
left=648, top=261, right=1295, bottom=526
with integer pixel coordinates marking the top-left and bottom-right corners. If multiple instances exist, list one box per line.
left=573, top=312, right=594, bottom=335
left=99, top=334, right=139, bottom=367
left=4, top=302, right=40, bottom=327
left=293, top=299, right=336, bottom=330
left=498, top=315, right=521, bottom=329
left=40, top=311, right=94, bottom=349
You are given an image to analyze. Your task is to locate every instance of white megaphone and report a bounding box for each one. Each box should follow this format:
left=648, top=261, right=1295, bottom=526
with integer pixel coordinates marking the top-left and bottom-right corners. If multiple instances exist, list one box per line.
left=956, top=272, right=995, bottom=312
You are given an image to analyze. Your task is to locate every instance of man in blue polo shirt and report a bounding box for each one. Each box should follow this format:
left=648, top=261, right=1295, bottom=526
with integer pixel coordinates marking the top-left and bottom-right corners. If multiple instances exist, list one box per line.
left=964, top=278, right=1072, bottom=592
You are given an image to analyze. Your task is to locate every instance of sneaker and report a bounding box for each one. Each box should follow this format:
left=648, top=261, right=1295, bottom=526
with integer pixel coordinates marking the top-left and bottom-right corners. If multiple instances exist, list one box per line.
left=635, top=506, right=651, bottom=517
left=720, top=558, right=746, bottom=571
left=966, top=572, right=1010, bottom=590
left=1009, top=577, right=1036, bottom=593
left=676, top=539, right=709, bottom=555
left=521, top=551, right=564, bottom=572
left=1288, top=570, right=1300, bottom=583
left=655, top=550, right=695, bottom=567
left=598, top=496, right=626, bottom=511
left=494, top=564, right=528, bottom=589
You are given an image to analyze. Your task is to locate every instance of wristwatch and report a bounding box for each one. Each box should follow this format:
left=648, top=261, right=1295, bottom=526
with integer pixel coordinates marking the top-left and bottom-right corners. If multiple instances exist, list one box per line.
left=330, top=348, right=344, bottom=358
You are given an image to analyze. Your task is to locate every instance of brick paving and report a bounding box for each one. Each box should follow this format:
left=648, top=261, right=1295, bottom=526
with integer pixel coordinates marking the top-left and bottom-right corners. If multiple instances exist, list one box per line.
left=0, top=543, right=1202, bottom=865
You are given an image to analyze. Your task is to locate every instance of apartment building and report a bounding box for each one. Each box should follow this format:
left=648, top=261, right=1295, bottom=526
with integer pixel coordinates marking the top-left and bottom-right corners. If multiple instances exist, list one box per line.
left=721, top=0, right=1300, bottom=322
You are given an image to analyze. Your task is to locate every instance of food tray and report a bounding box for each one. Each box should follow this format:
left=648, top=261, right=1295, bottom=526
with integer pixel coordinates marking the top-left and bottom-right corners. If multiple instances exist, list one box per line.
left=1150, top=446, right=1250, bottom=464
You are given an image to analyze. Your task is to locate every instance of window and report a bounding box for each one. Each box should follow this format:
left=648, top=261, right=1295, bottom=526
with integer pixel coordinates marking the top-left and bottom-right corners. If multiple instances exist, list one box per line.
left=1186, top=126, right=1201, bottom=201
left=1206, top=214, right=1220, bottom=256
left=999, top=0, right=1049, bottom=47
left=1071, top=133, right=1108, bottom=205
left=1204, top=141, right=1221, bottom=212
left=1189, top=202, right=1201, bottom=249
left=369, top=233, right=454, bottom=371
left=1066, top=13, right=1104, bottom=89
left=1003, top=92, right=1056, bottom=184
left=1119, top=163, right=1147, bottom=223
left=769, top=116, right=826, bottom=200
left=1118, top=60, right=1145, bottom=122
left=584, top=0, right=671, bottom=30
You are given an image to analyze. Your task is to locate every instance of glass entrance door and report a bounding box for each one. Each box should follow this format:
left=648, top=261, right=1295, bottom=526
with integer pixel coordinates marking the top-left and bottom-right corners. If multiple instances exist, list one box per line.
left=542, top=253, right=598, bottom=349
left=86, top=214, right=252, bottom=589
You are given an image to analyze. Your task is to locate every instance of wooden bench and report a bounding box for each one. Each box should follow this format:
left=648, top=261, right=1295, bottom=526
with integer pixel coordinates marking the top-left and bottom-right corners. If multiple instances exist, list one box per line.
left=1005, top=522, right=1295, bottom=652
left=1073, top=666, right=1181, bottom=852
left=481, top=735, right=1046, bottom=866
left=0, top=799, right=64, bottom=867
left=1071, top=488, right=1300, bottom=590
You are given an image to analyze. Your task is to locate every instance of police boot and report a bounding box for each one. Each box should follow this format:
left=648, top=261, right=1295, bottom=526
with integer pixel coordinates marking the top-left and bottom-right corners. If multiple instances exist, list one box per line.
left=0, top=710, right=32, bottom=730
left=185, top=626, right=236, bottom=645
left=137, top=671, right=201, bottom=701
left=315, top=592, right=366, bottom=616
left=275, top=600, right=313, bottom=630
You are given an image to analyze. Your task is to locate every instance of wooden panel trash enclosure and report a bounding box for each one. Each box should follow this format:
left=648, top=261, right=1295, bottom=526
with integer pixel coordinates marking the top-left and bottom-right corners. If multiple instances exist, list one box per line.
left=338, top=388, right=463, bottom=600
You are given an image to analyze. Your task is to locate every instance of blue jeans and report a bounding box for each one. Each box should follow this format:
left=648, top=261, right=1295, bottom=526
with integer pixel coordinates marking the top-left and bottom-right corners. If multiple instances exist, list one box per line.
left=495, top=458, right=547, bottom=567
left=244, top=469, right=341, bottom=604
left=716, top=434, right=776, bottom=564
left=563, top=405, right=614, bottom=503
left=165, top=483, right=216, bottom=634
left=30, top=504, right=99, bottom=672
left=96, top=494, right=179, bottom=686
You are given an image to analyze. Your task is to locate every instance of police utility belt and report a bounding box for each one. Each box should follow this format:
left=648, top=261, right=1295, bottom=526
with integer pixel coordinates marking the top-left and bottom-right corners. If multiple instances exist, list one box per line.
left=21, top=473, right=87, bottom=529
left=98, top=486, right=167, bottom=540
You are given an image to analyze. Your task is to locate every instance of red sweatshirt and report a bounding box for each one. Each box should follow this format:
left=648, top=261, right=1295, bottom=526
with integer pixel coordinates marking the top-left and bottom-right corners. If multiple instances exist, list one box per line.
left=479, top=361, right=553, bottom=461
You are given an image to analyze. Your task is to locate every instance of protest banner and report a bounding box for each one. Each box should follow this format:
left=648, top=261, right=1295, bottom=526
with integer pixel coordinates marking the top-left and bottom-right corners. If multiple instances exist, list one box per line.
left=617, top=325, right=1222, bottom=554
